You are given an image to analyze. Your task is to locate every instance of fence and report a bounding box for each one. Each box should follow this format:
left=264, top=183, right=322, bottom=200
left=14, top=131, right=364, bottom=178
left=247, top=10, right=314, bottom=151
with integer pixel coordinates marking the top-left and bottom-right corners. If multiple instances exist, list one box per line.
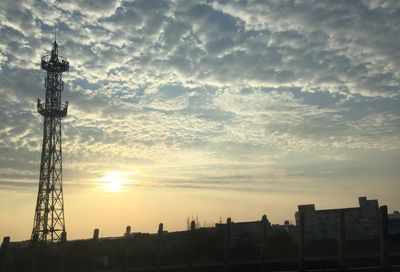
left=0, top=205, right=398, bottom=272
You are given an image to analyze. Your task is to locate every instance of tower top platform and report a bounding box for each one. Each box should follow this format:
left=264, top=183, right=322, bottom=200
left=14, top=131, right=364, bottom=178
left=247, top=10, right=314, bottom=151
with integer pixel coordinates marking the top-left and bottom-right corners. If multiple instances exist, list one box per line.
left=41, top=40, right=69, bottom=72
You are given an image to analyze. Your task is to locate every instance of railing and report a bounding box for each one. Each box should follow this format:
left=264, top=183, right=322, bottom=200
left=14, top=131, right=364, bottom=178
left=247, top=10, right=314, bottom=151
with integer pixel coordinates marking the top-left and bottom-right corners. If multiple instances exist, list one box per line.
left=37, top=99, right=68, bottom=118
left=41, top=55, right=69, bottom=72
left=0, top=206, right=398, bottom=272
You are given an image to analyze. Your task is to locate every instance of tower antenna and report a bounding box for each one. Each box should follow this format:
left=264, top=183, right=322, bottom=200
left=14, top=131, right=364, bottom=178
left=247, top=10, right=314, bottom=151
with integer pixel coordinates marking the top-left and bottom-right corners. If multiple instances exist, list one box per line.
left=32, top=32, right=69, bottom=244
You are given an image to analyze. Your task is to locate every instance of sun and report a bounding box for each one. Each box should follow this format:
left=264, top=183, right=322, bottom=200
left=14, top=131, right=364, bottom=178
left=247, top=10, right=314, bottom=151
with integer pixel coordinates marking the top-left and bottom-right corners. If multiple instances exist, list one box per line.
left=97, top=171, right=129, bottom=192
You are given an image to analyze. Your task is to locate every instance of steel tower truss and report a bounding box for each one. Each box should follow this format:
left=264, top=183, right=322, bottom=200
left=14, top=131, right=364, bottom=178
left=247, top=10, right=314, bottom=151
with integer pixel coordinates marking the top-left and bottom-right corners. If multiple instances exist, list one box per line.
left=32, top=39, right=69, bottom=243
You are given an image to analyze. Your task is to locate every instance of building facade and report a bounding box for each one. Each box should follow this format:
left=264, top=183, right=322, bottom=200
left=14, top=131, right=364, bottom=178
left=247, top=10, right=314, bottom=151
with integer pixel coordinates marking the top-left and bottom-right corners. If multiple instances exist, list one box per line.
left=295, top=197, right=381, bottom=240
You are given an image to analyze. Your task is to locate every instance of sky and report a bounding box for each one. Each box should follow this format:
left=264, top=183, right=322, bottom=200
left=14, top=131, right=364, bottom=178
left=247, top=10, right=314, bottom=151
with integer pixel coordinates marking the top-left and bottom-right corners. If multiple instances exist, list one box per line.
left=0, top=0, right=399, bottom=241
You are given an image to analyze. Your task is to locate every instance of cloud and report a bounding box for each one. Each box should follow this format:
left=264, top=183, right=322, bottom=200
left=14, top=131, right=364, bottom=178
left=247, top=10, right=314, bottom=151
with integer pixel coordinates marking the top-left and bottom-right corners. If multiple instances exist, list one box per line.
left=0, top=0, right=399, bottom=195
left=55, top=0, right=122, bottom=20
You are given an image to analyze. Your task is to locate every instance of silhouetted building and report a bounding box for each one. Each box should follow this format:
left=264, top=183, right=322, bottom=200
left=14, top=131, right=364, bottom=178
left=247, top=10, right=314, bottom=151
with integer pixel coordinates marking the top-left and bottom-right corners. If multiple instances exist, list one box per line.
left=215, top=220, right=267, bottom=240
left=295, top=196, right=381, bottom=240
left=389, top=210, right=400, bottom=220
left=215, top=218, right=297, bottom=245
left=388, top=210, right=400, bottom=235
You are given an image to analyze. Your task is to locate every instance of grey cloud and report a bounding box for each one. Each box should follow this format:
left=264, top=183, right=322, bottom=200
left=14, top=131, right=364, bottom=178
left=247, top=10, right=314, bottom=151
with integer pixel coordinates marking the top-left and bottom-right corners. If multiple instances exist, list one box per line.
left=185, top=3, right=244, bottom=39
left=0, top=180, right=37, bottom=194
left=161, top=20, right=191, bottom=50
left=56, top=0, right=122, bottom=19
left=210, top=0, right=400, bottom=97
left=0, top=0, right=399, bottom=194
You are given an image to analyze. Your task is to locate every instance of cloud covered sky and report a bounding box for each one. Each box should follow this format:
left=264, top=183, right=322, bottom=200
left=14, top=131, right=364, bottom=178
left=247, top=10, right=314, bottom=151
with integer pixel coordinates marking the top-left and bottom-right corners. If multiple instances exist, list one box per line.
left=0, top=0, right=399, bottom=240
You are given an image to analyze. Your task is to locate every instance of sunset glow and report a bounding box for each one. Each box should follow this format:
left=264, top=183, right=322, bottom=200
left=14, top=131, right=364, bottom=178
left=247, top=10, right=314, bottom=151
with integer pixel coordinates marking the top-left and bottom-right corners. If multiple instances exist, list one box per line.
left=97, top=171, right=130, bottom=192
left=0, top=0, right=399, bottom=242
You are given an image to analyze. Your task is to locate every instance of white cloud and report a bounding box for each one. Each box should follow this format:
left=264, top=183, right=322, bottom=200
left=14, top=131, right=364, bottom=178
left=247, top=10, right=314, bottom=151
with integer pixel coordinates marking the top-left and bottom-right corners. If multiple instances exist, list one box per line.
left=0, top=0, right=399, bottom=193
